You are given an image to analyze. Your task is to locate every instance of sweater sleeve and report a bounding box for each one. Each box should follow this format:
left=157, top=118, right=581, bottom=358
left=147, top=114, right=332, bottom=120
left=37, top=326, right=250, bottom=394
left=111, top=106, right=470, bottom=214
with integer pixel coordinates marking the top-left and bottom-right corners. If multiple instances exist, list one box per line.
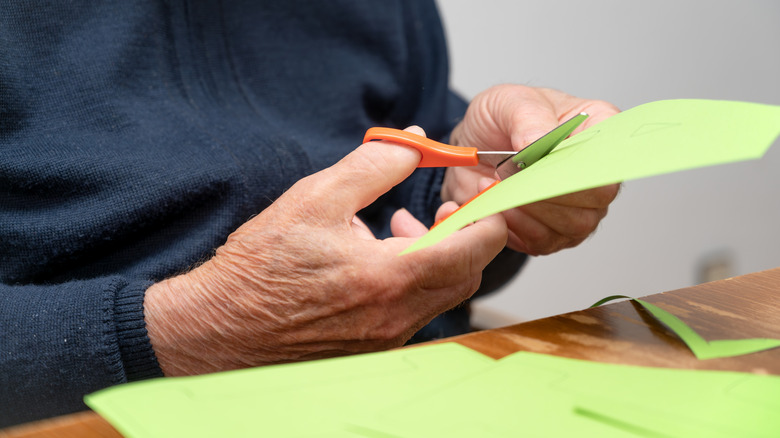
left=0, top=279, right=161, bottom=427
left=0, top=3, right=258, bottom=426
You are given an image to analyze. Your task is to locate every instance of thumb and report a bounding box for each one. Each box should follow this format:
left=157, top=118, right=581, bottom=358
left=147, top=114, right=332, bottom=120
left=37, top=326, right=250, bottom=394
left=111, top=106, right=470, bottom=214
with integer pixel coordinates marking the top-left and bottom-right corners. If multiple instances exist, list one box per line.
left=302, top=126, right=423, bottom=220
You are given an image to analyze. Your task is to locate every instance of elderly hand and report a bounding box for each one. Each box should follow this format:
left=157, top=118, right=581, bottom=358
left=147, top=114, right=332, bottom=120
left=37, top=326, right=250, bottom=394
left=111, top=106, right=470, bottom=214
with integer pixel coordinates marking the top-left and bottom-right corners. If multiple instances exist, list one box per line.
left=442, top=85, right=621, bottom=256
left=143, top=127, right=507, bottom=376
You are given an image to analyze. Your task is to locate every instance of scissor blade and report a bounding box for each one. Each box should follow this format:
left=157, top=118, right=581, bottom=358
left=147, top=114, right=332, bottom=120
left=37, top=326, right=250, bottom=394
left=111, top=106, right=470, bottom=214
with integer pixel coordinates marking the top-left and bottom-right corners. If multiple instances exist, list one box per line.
left=476, top=150, right=518, bottom=167
left=495, top=112, right=588, bottom=180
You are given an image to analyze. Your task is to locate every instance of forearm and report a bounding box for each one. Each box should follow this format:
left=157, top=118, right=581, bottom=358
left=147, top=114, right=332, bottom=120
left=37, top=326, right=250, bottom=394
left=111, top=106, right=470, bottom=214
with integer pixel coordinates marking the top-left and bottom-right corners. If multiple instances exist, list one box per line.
left=144, top=259, right=252, bottom=377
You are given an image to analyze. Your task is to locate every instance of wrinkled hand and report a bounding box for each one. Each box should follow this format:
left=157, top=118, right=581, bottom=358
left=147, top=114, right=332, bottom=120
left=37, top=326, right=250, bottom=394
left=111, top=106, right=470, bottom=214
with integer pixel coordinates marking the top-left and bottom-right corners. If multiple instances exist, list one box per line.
left=442, top=85, right=621, bottom=256
left=144, top=128, right=507, bottom=376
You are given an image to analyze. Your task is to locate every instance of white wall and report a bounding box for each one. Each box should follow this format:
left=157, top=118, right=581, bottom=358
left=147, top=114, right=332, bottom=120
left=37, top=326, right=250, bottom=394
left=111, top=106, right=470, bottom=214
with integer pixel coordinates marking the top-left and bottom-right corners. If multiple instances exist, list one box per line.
left=436, top=0, right=780, bottom=323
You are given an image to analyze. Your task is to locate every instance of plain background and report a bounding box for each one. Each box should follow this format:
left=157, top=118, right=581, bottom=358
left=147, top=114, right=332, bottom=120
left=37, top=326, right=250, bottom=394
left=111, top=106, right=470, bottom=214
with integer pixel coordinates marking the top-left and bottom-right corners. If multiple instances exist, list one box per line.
left=436, top=0, right=780, bottom=324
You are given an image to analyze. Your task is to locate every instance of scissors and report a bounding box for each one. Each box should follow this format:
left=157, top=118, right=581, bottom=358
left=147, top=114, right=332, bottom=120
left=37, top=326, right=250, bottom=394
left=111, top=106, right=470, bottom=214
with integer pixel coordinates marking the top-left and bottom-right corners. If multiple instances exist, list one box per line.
left=364, top=112, right=588, bottom=180
left=363, top=113, right=588, bottom=227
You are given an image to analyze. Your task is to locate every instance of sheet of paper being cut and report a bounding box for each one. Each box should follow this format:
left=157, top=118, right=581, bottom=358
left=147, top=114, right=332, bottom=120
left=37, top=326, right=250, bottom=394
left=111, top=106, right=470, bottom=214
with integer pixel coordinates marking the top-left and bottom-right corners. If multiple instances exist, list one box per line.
left=402, top=99, right=780, bottom=254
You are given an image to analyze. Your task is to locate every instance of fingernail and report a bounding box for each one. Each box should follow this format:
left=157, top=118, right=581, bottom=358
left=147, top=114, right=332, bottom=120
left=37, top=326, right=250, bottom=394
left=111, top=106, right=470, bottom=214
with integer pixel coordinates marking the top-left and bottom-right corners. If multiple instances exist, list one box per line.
left=404, top=125, right=426, bottom=137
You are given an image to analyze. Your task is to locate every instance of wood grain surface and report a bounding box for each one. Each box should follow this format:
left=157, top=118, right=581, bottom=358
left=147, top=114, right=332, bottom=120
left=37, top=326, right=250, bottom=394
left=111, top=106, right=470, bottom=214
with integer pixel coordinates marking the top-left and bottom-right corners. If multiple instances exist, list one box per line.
left=3, top=267, right=779, bottom=437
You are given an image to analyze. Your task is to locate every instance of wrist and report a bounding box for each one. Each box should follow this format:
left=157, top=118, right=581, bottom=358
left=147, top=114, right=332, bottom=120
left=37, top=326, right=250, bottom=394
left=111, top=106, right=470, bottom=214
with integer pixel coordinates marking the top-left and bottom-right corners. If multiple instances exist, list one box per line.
left=144, top=275, right=192, bottom=376
left=143, top=261, right=232, bottom=376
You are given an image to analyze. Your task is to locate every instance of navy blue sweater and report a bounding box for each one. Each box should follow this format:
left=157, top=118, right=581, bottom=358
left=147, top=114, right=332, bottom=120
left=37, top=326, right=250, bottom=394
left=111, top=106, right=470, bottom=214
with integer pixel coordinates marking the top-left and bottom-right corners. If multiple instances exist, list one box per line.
left=0, top=0, right=525, bottom=426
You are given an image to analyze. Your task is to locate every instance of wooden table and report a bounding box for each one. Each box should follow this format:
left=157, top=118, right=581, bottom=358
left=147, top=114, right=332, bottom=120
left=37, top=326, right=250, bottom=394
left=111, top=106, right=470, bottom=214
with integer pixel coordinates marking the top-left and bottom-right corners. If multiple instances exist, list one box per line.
left=3, top=267, right=780, bottom=437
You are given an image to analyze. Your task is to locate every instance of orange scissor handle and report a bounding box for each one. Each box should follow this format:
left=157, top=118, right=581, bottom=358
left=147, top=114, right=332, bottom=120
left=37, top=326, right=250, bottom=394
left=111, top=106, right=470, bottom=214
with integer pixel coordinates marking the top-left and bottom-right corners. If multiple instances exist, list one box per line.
left=363, top=127, right=479, bottom=168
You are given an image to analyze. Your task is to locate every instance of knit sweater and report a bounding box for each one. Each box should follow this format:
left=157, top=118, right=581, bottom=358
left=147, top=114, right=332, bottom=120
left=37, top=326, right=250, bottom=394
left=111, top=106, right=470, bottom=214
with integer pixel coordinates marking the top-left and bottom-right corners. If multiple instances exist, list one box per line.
left=0, top=0, right=525, bottom=426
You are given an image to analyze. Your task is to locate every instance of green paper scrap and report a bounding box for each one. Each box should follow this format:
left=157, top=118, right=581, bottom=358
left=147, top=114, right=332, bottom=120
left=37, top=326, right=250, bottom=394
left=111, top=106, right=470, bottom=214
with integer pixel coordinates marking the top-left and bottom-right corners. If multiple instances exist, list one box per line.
left=592, top=295, right=780, bottom=359
left=403, top=99, right=780, bottom=254
left=365, top=351, right=780, bottom=438
left=86, top=343, right=780, bottom=438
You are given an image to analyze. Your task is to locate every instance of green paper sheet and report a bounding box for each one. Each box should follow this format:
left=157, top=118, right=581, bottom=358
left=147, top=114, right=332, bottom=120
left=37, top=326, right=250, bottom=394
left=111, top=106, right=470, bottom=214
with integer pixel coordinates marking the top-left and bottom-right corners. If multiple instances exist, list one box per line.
left=366, top=351, right=780, bottom=438
left=85, top=343, right=495, bottom=438
left=592, top=295, right=780, bottom=359
left=86, top=343, right=780, bottom=438
left=403, top=99, right=780, bottom=254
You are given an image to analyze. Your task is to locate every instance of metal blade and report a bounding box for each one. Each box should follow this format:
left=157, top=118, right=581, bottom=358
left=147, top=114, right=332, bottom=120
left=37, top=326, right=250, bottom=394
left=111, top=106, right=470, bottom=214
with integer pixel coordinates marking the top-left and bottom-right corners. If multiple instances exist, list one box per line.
left=495, top=112, right=588, bottom=180
left=476, top=150, right=518, bottom=168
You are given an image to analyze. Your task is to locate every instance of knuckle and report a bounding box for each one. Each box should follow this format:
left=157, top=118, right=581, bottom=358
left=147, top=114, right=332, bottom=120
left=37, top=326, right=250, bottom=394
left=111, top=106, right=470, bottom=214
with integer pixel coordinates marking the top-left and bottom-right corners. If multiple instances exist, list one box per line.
left=331, top=152, right=376, bottom=189
left=290, top=173, right=321, bottom=198
left=525, top=230, right=566, bottom=256
left=467, top=273, right=484, bottom=298
left=527, top=244, right=552, bottom=256
left=281, top=176, right=329, bottom=218
left=373, top=321, right=411, bottom=344
left=352, top=144, right=388, bottom=175
left=522, top=224, right=549, bottom=248
left=569, top=210, right=600, bottom=239
left=593, top=183, right=621, bottom=206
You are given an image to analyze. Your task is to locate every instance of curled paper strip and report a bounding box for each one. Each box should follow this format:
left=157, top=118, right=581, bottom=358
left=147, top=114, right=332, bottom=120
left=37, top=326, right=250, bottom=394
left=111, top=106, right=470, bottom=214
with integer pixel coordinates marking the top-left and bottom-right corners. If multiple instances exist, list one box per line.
left=591, top=295, right=780, bottom=359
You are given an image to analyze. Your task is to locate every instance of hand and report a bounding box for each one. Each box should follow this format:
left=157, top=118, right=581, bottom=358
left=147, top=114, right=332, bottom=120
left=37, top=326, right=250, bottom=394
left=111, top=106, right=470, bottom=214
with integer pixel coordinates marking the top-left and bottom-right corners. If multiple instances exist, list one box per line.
left=144, top=128, right=507, bottom=376
left=442, top=85, right=621, bottom=256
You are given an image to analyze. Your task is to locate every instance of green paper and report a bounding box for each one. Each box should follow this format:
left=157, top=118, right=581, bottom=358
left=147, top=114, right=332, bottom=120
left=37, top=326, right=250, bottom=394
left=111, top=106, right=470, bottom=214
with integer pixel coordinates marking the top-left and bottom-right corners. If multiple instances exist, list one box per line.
left=403, top=99, right=780, bottom=254
left=85, top=343, right=495, bottom=438
left=86, top=343, right=780, bottom=437
left=366, top=351, right=780, bottom=438
left=592, top=295, right=780, bottom=359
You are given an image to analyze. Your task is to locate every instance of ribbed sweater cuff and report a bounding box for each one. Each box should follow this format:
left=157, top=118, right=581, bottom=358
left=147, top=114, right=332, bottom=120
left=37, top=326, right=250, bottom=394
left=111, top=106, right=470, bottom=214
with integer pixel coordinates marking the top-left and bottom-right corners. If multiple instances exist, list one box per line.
left=114, top=281, right=164, bottom=381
